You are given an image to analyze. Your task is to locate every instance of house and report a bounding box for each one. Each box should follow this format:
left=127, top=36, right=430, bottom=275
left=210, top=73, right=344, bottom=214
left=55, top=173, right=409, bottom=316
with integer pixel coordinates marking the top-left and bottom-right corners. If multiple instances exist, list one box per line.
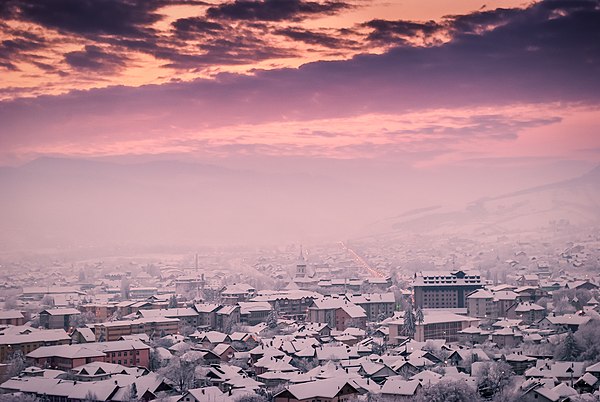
left=215, top=305, right=240, bottom=332
left=238, top=302, right=272, bottom=325
left=517, top=274, right=540, bottom=287
left=274, top=377, right=362, bottom=402
left=358, top=361, right=397, bottom=383
left=448, top=348, right=490, bottom=372
left=511, top=302, right=546, bottom=324
left=521, top=382, right=569, bottom=402
left=380, top=377, right=422, bottom=400
left=457, top=326, right=490, bottom=345
left=39, top=308, right=81, bottom=330
left=466, top=289, right=495, bottom=318
left=0, top=310, right=25, bottom=326
left=538, top=314, right=591, bottom=333
left=69, top=361, right=146, bottom=382
left=212, top=343, right=236, bottom=362
left=193, top=303, right=220, bottom=330
left=220, top=284, right=256, bottom=305
left=566, top=281, right=598, bottom=291
left=504, top=353, right=536, bottom=375
left=493, top=291, right=519, bottom=317
left=193, top=331, right=232, bottom=348
left=78, top=303, right=118, bottom=322
left=491, top=327, right=524, bottom=348
left=346, top=293, right=395, bottom=321
left=0, top=377, right=120, bottom=401
left=574, top=372, right=599, bottom=394
left=307, top=296, right=367, bottom=330
left=392, top=361, right=420, bottom=379
left=179, top=386, right=230, bottom=402
left=251, top=290, right=318, bottom=320
left=71, top=327, right=96, bottom=344
left=514, top=287, right=548, bottom=303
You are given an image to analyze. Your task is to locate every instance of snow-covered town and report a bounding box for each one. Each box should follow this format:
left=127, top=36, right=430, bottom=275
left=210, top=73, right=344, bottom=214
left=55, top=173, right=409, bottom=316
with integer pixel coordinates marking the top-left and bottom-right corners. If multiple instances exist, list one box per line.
left=1, top=0, right=600, bottom=401
left=0, top=229, right=600, bottom=402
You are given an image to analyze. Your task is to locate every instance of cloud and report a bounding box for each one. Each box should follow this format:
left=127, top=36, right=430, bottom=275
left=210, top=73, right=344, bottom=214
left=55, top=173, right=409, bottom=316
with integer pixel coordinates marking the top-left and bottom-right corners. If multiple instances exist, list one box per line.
left=274, top=27, right=356, bottom=48
left=171, top=17, right=225, bottom=40
left=0, top=30, right=46, bottom=70
left=0, top=0, right=598, bottom=161
left=363, top=19, right=443, bottom=45
left=10, top=0, right=164, bottom=38
left=205, top=0, right=351, bottom=22
left=64, top=45, right=128, bottom=72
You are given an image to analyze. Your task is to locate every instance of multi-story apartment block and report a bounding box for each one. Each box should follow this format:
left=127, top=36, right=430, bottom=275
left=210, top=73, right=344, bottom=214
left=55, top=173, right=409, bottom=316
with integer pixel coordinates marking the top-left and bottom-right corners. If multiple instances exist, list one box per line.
left=413, top=270, right=482, bottom=309
left=346, top=293, right=395, bottom=321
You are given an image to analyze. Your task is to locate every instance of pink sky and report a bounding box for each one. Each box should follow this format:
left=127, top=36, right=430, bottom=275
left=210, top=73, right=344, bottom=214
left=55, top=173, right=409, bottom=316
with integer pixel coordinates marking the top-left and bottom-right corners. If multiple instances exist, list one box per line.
left=0, top=0, right=598, bottom=172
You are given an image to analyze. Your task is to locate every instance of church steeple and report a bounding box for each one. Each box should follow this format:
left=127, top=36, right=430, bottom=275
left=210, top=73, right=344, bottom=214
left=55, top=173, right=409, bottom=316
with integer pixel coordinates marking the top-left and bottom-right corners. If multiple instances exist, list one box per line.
left=296, top=245, right=306, bottom=278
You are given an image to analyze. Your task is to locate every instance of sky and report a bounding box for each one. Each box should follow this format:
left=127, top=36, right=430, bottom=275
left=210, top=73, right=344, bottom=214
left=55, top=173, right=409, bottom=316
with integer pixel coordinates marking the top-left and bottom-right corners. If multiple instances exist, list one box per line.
left=0, top=0, right=599, bottom=248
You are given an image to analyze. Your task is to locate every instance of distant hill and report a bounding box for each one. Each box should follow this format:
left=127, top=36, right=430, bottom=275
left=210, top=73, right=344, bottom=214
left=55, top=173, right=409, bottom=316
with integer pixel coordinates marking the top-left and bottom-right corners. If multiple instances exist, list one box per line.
left=366, top=165, right=600, bottom=237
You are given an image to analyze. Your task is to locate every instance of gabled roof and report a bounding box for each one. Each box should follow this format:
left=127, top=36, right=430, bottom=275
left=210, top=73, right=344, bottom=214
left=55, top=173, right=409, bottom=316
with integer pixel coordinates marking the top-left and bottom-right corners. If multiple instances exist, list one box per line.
left=213, top=343, right=235, bottom=357
left=275, top=378, right=360, bottom=400
left=40, top=308, right=81, bottom=316
left=0, top=310, right=25, bottom=320
left=380, top=377, right=421, bottom=396
left=194, top=303, right=221, bottom=313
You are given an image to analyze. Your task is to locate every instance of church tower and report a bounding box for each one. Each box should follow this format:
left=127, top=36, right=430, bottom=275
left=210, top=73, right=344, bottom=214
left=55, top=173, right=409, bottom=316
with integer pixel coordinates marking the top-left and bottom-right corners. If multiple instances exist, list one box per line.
left=296, top=246, right=307, bottom=278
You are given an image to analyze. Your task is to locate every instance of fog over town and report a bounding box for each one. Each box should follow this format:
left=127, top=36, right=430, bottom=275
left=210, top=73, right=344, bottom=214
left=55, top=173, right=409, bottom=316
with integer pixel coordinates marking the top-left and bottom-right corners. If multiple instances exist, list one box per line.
left=0, top=0, right=599, bottom=401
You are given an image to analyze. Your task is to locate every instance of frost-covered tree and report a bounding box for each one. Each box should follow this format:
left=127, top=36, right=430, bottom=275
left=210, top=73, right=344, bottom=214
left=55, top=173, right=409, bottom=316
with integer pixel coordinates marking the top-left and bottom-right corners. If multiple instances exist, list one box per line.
left=234, top=394, right=268, bottom=402
left=41, top=295, right=55, bottom=307
left=168, top=295, right=178, bottom=308
left=415, top=379, right=482, bottom=402
left=0, top=395, right=40, bottom=402
left=476, top=361, right=513, bottom=399
left=159, top=356, right=194, bottom=392
left=5, top=350, right=26, bottom=378
left=69, top=311, right=97, bottom=328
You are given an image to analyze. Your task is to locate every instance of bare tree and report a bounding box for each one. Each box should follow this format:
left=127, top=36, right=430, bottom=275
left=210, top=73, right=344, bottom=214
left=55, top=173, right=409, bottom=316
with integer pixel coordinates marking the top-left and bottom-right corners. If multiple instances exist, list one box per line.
left=158, top=356, right=194, bottom=392
left=476, top=361, right=513, bottom=399
left=415, top=379, right=482, bottom=402
left=4, top=350, right=27, bottom=379
left=0, top=394, right=39, bottom=402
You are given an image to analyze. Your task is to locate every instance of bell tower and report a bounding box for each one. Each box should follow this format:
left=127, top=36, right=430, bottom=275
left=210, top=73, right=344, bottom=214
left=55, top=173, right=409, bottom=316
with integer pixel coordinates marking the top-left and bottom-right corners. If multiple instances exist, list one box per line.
left=296, top=245, right=306, bottom=278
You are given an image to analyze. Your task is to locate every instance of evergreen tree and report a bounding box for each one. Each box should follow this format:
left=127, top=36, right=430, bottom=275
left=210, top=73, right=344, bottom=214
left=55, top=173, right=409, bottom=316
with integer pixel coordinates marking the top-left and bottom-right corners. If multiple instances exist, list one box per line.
left=402, top=304, right=416, bottom=339
left=266, top=308, right=278, bottom=329
left=555, top=330, right=581, bottom=361
left=168, top=294, right=178, bottom=308
left=415, top=306, right=424, bottom=325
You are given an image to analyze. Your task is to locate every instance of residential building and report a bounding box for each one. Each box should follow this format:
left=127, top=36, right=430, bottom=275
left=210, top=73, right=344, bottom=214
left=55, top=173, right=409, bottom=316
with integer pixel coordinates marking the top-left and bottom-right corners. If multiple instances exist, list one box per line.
left=94, top=317, right=179, bottom=342
left=307, top=296, right=367, bottom=330
left=346, top=293, right=395, bottom=321
left=388, top=311, right=480, bottom=343
left=413, top=270, right=483, bottom=309
left=0, top=327, right=70, bottom=362
left=0, top=310, right=25, bottom=326
left=39, top=308, right=81, bottom=330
